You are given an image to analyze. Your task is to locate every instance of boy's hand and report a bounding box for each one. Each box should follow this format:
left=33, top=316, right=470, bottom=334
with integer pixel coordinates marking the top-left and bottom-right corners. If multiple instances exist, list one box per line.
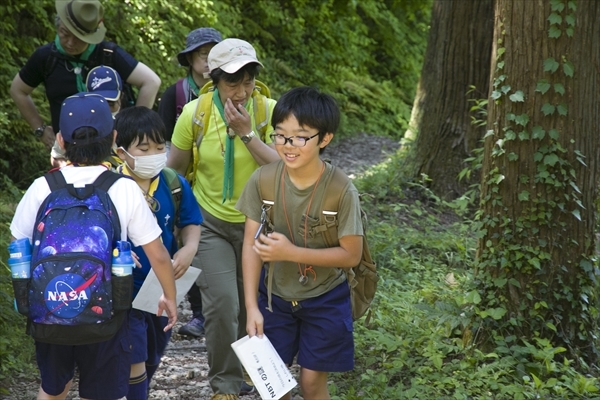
left=252, top=231, right=292, bottom=262
left=224, top=98, right=251, bottom=137
left=246, top=307, right=264, bottom=338
left=172, top=245, right=195, bottom=279
left=157, top=294, right=177, bottom=331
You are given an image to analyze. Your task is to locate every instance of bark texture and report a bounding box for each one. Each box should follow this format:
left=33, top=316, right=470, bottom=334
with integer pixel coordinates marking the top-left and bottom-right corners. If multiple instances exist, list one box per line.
left=407, top=0, right=494, bottom=200
left=478, top=0, right=600, bottom=361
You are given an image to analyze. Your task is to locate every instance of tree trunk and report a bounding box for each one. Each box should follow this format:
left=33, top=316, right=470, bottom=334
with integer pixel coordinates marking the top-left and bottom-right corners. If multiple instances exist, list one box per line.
left=477, top=0, right=600, bottom=363
left=407, top=0, right=494, bottom=200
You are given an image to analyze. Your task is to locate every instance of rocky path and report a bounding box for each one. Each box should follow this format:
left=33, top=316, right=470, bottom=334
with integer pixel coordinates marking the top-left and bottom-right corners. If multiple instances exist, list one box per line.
left=2, top=133, right=400, bottom=400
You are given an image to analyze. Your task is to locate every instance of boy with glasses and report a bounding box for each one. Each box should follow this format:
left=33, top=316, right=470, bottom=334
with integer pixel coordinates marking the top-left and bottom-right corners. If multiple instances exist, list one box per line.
left=237, top=86, right=363, bottom=400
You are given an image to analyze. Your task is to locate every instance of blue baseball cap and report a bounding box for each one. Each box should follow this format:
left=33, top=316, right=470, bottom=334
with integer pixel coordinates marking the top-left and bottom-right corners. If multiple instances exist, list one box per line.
left=59, top=93, right=114, bottom=144
left=177, top=27, right=223, bottom=67
left=86, top=65, right=122, bottom=101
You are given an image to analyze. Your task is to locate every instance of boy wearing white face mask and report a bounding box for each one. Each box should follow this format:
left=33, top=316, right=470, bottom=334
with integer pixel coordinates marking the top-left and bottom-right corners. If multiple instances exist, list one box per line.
left=114, top=106, right=203, bottom=399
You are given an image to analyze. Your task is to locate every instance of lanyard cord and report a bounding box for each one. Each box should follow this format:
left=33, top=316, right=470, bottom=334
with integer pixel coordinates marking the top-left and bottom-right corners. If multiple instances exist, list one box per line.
left=281, top=161, right=326, bottom=282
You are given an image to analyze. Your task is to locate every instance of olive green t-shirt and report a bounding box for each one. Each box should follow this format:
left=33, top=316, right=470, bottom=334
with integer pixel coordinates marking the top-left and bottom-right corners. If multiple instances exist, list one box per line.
left=236, top=161, right=363, bottom=301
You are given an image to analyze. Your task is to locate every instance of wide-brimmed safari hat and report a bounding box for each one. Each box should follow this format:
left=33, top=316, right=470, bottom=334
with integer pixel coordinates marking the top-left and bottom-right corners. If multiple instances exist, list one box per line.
left=56, top=0, right=106, bottom=44
left=177, top=28, right=223, bottom=67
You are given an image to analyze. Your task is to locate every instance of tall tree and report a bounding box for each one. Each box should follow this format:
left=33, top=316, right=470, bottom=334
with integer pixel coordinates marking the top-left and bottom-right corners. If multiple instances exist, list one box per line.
left=407, top=0, right=494, bottom=200
left=476, top=0, right=600, bottom=362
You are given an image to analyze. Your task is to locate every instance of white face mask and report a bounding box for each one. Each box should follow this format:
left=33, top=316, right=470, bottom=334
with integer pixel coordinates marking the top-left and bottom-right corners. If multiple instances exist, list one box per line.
left=120, top=148, right=167, bottom=179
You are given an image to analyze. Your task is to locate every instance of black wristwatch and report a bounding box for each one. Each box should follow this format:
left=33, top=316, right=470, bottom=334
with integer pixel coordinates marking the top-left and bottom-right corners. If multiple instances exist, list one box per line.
left=33, top=124, right=47, bottom=138
left=241, top=131, right=256, bottom=144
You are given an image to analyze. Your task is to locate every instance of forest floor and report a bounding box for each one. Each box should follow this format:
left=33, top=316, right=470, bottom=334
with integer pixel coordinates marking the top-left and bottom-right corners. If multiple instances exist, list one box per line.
left=1, top=132, right=401, bottom=400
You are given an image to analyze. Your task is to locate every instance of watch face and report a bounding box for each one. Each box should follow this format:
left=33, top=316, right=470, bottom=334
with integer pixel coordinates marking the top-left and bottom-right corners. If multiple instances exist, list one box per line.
left=34, top=128, right=44, bottom=137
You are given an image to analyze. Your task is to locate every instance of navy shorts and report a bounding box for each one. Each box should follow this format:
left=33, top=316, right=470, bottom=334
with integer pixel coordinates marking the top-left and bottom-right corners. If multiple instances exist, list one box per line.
left=35, top=315, right=131, bottom=399
left=129, top=308, right=171, bottom=366
left=258, top=273, right=354, bottom=372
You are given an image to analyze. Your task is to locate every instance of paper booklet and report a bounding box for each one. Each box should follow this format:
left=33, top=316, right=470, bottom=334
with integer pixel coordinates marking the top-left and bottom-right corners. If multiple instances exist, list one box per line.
left=231, top=335, right=298, bottom=399
left=132, top=265, right=201, bottom=314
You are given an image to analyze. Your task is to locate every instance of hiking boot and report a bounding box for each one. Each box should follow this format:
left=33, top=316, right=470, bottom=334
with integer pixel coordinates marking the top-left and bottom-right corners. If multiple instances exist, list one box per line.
left=239, top=381, right=255, bottom=396
left=210, top=394, right=239, bottom=400
left=178, top=316, right=205, bottom=337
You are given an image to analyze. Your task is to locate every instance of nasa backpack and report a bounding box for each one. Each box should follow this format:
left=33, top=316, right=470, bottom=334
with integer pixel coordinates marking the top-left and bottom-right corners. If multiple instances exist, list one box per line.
left=28, top=170, right=131, bottom=345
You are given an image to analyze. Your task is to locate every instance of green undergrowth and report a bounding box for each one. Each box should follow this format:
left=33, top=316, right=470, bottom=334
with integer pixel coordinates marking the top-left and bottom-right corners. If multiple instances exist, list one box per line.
left=330, top=153, right=600, bottom=399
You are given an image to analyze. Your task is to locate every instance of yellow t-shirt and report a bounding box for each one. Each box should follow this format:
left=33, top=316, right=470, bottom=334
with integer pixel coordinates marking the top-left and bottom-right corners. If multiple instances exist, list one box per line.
left=172, top=95, right=276, bottom=223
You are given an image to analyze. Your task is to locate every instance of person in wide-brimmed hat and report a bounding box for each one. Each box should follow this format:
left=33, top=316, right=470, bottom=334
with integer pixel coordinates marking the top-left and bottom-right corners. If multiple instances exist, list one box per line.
left=158, top=27, right=223, bottom=150
left=10, top=0, right=161, bottom=165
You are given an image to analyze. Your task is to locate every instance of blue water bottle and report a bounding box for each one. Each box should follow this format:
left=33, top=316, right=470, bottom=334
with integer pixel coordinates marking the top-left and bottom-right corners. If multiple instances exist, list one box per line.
left=112, top=241, right=134, bottom=276
left=8, top=238, right=32, bottom=315
left=8, top=238, right=31, bottom=279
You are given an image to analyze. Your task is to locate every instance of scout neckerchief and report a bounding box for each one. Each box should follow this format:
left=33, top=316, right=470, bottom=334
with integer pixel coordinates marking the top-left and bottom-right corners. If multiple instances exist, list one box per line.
left=212, top=89, right=235, bottom=203
left=54, top=35, right=96, bottom=93
left=187, top=74, right=200, bottom=98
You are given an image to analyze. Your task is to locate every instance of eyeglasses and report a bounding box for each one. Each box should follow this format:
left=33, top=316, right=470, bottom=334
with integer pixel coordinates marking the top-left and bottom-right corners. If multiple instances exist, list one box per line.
left=195, top=51, right=210, bottom=60
left=269, top=133, right=319, bottom=148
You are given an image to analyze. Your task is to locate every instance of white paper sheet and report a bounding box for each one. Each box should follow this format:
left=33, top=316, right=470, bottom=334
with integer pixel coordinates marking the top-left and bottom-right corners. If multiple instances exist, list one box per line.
left=132, top=266, right=201, bottom=314
left=231, top=335, right=297, bottom=399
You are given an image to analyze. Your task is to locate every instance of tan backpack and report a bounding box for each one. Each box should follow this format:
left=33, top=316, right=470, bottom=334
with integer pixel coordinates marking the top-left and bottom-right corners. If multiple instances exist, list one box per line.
left=258, top=161, right=378, bottom=322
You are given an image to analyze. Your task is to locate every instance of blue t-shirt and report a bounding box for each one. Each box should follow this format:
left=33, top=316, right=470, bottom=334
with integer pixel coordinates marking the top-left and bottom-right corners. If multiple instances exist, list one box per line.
left=130, top=170, right=202, bottom=295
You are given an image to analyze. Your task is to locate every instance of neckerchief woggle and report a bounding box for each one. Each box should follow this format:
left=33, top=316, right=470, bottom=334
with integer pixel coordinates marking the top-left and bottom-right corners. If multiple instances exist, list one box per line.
left=54, top=35, right=96, bottom=93
left=212, top=89, right=235, bottom=203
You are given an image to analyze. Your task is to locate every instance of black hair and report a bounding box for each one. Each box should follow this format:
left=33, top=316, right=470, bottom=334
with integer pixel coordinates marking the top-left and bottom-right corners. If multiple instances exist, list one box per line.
left=271, top=87, right=340, bottom=152
left=114, top=106, right=166, bottom=150
left=64, top=127, right=113, bottom=164
left=209, top=63, right=261, bottom=86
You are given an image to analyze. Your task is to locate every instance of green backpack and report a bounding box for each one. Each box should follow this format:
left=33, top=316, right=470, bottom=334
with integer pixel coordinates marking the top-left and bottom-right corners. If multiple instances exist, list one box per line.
left=258, top=161, right=378, bottom=322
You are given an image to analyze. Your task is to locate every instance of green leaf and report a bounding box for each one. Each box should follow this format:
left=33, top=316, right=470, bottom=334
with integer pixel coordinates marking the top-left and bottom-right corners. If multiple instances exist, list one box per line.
left=557, top=103, right=568, bottom=116
left=509, top=90, right=524, bottom=102
left=508, top=152, right=518, bottom=161
left=529, top=257, right=541, bottom=269
left=488, top=307, right=507, bottom=320
left=569, top=181, right=581, bottom=194
left=544, top=153, right=559, bottom=166
left=541, top=103, right=556, bottom=116
left=505, top=130, right=516, bottom=140
left=554, top=83, right=565, bottom=95
left=549, top=129, right=559, bottom=140
left=536, top=80, right=551, bottom=94
left=566, top=26, right=574, bottom=37
left=543, top=58, right=559, bottom=73
left=548, top=13, right=562, bottom=24
left=508, top=278, right=521, bottom=288
left=572, top=209, right=581, bottom=221
left=548, top=25, right=562, bottom=38
left=546, top=322, right=557, bottom=332
left=532, top=126, right=545, bottom=140
left=518, top=130, right=529, bottom=140
left=491, top=90, right=501, bottom=100
left=518, top=191, right=530, bottom=201
left=515, top=114, right=529, bottom=126
left=565, top=14, right=575, bottom=26
left=568, top=1, right=576, bottom=11
left=498, top=61, right=505, bottom=69
left=466, top=290, right=481, bottom=304
left=497, top=47, right=506, bottom=57
left=551, top=0, right=565, bottom=12
left=501, top=85, right=511, bottom=94
left=563, top=61, right=574, bottom=77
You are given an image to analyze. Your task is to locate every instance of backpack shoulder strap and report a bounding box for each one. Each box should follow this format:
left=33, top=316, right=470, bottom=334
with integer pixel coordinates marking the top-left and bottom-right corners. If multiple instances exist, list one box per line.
left=186, top=93, right=213, bottom=185
left=162, top=167, right=183, bottom=223
left=318, top=166, right=352, bottom=247
left=251, top=80, right=271, bottom=139
left=258, top=161, right=280, bottom=205
left=175, top=78, right=187, bottom=120
left=93, top=170, right=123, bottom=192
left=44, top=170, right=68, bottom=192
left=44, top=43, right=61, bottom=80
left=100, top=41, right=115, bottom=67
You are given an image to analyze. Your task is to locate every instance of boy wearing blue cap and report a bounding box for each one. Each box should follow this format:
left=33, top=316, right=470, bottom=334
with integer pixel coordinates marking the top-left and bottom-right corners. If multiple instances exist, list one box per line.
left=9, top=93, right=177, bottom=400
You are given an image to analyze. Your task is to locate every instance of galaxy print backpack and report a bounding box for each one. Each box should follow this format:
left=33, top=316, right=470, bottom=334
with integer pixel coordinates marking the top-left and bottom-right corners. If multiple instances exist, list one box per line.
left=27, top=170, right=131, bottom=345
